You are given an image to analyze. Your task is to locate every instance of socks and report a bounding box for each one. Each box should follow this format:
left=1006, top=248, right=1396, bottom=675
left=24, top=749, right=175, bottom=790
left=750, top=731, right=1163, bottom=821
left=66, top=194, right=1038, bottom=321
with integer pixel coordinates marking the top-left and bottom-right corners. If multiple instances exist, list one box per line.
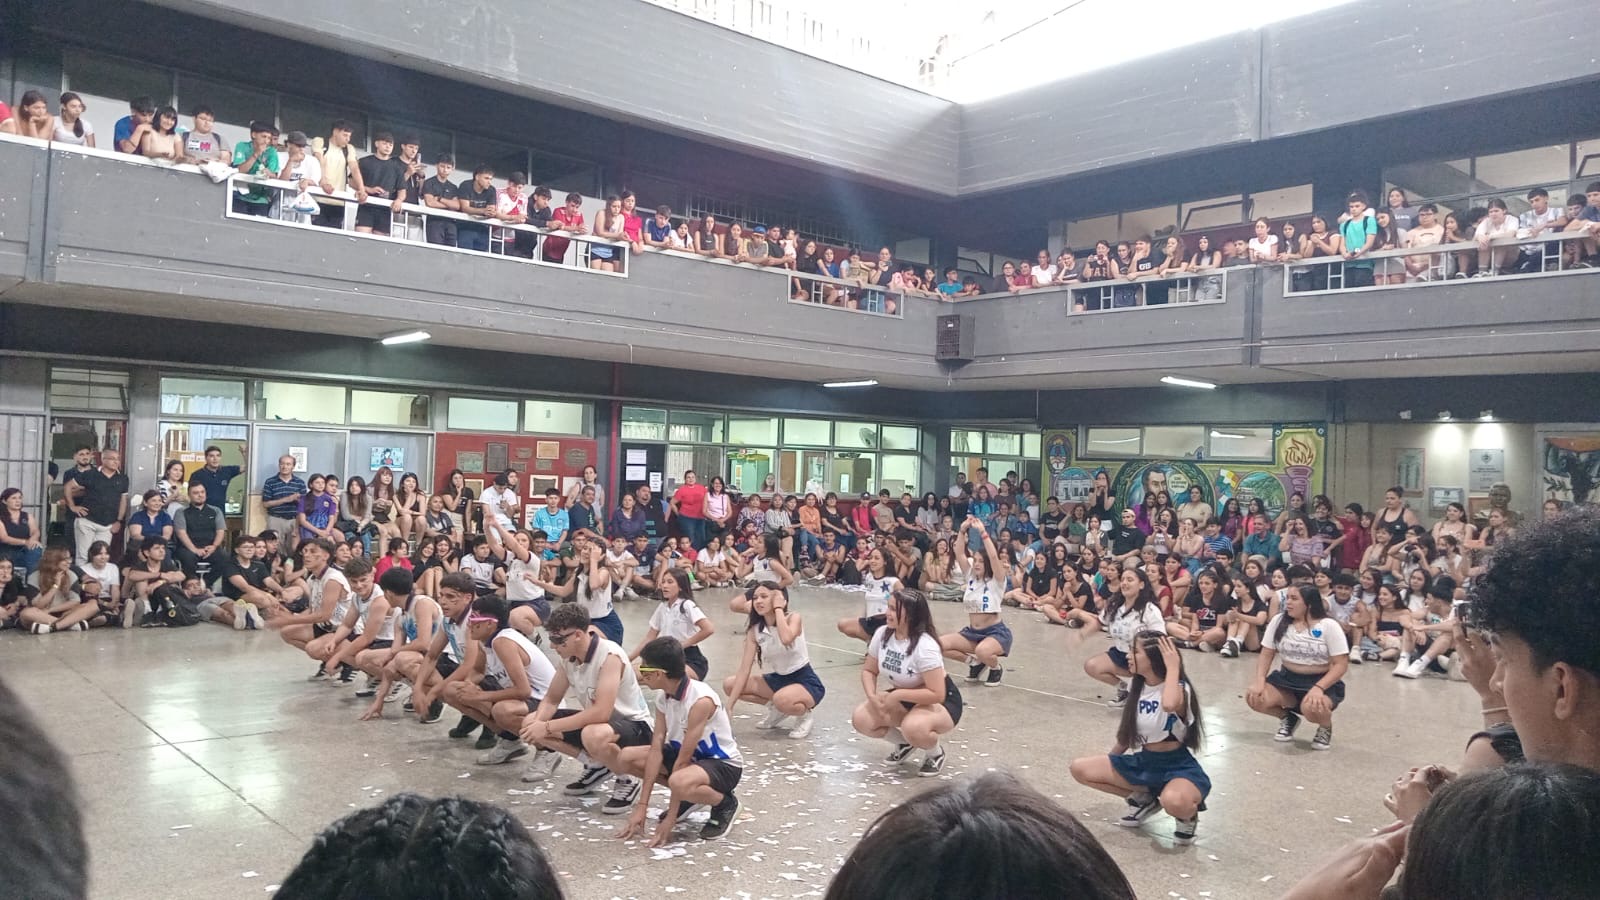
left=499, top=730, right=519, bottom=742
left=887, top=727, right=906, bottom=745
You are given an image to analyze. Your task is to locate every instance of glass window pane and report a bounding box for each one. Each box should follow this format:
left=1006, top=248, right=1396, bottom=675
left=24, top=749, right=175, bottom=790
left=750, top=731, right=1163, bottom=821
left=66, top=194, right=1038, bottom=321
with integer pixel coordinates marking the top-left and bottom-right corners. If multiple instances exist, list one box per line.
left=728, top=415, right=778, bottom=445
left=776, top=448, right=831, bottom=495
left=1577, top=137, right=1600, bottom=180
left=827, top=452, right=874, bottom=496
left=1473, top=144, right=1569, bottom=192
left=529, top=147, right=599, bottom=197
left=523, top=400, right=588, bottom=436
left=1022, top=433, right=1041, bottom=460
left=50, top=368, right=129, bottom=413
left=369, top=117, right=453, bottom=165
left=725, top=448, right=773, bottom=495
left=351, top=390, right=430, bottom=427
left=1143, top=426, right=1206, bottom=459
left=1064, top=214, right=1118, bottom=253
left=1207, top=426, right=1275, bottom=461
left=64, top=49, right=173, bottom=117
left=1180, top=194, right=1244, bottom=231
left=667, top=410, right=723, bottom=443
left=833, top=421, right=876, bottom=449
left=158, top=422, right=248, bottom=515
left=1085, top=427, right=1140, bottom=457
left=1250, top=184, right=1313, bottom=220
left=985, top=432, right=1020, bottom=456
left=1121, top=205, right=1177, bottom=241
left=950, top=429, right=982, bottom=454
left=446, top=397, right=517, bottom=432
left=159, top=377, right=245, bottom=417
left=279, top=96, right=367, bottom=149
left=881, top=425, right=920, bottom=451
left=783, top=417, right=831, bottom=446
left=455, top=133, right=527, bottom=185
left=1384, top=160, right=1472, bottom=203
left=667, top=446, right=725, bottom=495
left=257, top=381, right=346, bottom=424
left=621, top=406, right=668, bottom=441
left=878, top=455, right=919, bottom=495
left=175, top=75, right=274, bottom=151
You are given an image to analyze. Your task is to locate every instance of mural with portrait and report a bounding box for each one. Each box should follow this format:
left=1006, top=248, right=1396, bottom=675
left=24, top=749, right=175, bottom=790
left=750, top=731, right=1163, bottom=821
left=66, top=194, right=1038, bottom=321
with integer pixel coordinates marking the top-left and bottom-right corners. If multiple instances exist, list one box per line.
left=1538, top=429, right=1600, bottom=508
left=1042, top=424, right=1327, bottom=521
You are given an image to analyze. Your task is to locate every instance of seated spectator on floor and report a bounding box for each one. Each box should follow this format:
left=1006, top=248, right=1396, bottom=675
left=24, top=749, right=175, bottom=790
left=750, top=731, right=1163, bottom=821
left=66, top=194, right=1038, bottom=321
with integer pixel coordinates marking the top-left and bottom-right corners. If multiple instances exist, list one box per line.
left=457, top=164, right=499, bottom=252
left=172, top=484, right=227, bottom=581
left=1470, top=198, right=1519, bottom=277
left=494, top=172, right=531, bottom=256
left=824, top=771, right=1134, bottom=900
left=181, top=106, right=230, bottom=164
left=544, top=191, right=588, bottom=264
left=355, top=131, right=408, bottom=236
left=1403, top=203, right=1446, bottom=281
left=0, top=671, right=88, bottom=900
left=111, top=95, right=156, bottom=155
left=420, top=155, right=460, bottom=246
left=231, top=121, right=280, bottom=217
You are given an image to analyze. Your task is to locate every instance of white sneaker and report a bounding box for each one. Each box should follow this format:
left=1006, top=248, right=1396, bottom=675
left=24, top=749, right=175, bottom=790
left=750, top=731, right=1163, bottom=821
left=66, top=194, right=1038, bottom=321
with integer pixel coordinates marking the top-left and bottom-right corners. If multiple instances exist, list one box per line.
left=1349, top=649, right=1363, bottom=665
left=756, top=704, right=788, bottom=730
left=245, top=602, right=264, bottom=629
left=384, top=681, right=410, bottom=705
left=520, top=748, right=562, bottom=782
left=1394, top=658, right=1427, bottom=679
left=232, top=602, right=247, bottom=630
left=787, top=710, right=815, bottom=739
left=1392, top=654, right=1411, bottom=675
left=477, top=737, right=529, bottom=766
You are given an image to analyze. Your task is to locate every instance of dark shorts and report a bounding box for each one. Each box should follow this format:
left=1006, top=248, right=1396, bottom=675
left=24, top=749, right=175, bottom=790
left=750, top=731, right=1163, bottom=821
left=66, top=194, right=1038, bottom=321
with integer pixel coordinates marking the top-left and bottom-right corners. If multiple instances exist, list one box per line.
left=660, top=744, right=743, bottom=798
left=434, top=655, right=461, bottom=679
left=591, top=609, right=624, bottom=645
left=312, top=622, right=336, bottom=638
left=364, top=639, right=393, bottom=651
left=1107, top=646, right=1130, bottom=672
left=1266, top=668, right=1345, bottom=711
left=510, top=596, right=552, bottom=623
left=1109, top=746, right=1212, bottom=801
left=354, top=204, right=392, bottom=233
left=900, top=674, right=964, bottom=726
left=858, top=613, right=888, bottom=637
left=551, top=708, right=653, bottom=750
left=763, top=663, right=826, bottom=706
left=959, top=621, right=1014, bottom=656
left=684, top=644, right=710, bottom=681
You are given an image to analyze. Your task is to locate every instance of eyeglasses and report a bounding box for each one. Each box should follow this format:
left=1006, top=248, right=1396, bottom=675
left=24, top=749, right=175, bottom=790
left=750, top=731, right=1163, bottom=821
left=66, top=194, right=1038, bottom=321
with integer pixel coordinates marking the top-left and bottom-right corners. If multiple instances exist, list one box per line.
left=549, top=631, right=579, bottom=646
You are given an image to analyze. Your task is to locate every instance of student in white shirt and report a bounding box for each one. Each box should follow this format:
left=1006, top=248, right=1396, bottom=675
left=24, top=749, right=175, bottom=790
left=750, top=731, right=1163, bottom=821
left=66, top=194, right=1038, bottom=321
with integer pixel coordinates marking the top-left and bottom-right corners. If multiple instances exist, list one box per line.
left=1085, top=566, right=1168, bottom=708
left=267, top=539, right=351, bottom=676
left=1247, top=217, right=1280, bottom=262
left=616, top=636, right=746, bottom=844
left=1246, top=585, right=1350, bottom=751
left=446, top=594, right=560, bottom=772
left=835, top=546, right=901, bottom=642
left=724, top=584, right=824, bottom=739
left=852, top=588, right=962, bottom=777
left=630, top=569, right=715, bottom=680
left=1069, top=632, right=1209, bottom=845
left=357, top=567, right=442, bottom=720
left=940, top=517, right=1014, bottom=686
left=1472, top=198, right=1521, bottom=277
left=484, top=514, right=550, bottom=637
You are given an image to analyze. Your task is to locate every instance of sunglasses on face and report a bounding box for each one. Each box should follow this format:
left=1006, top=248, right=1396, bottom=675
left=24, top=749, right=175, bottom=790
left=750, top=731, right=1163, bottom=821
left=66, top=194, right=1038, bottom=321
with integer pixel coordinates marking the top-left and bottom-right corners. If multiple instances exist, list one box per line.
left=549, top=631, right=580, bottom=646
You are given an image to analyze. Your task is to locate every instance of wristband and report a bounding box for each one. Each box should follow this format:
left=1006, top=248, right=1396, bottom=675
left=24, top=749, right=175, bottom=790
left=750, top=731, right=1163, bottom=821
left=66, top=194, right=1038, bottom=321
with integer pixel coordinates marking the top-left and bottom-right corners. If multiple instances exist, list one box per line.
left=1480, top=705, right=1508, bottom=716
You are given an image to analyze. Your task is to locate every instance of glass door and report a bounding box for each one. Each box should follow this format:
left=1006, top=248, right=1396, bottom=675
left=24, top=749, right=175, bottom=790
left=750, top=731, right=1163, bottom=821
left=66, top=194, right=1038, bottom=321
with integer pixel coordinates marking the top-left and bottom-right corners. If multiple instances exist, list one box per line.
left=250, top=426, right=347, bottom=532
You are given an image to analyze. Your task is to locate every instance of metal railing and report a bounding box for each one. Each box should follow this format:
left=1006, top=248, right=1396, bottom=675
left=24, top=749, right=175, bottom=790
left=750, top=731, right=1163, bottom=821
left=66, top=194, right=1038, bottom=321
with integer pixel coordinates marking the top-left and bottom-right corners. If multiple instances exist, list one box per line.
left=785, top=269, right=902, bottom=317
left=1282, top=231, right=1597, bottom=296
left=225, top=174, right=631, bottom=276
left=1066, top=265, right=1237, bottom=314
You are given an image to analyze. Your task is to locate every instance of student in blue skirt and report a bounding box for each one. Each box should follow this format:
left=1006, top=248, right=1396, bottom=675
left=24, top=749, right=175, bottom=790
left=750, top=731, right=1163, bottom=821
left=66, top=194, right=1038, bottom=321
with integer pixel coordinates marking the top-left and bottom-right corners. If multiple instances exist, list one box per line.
left=1070, top=630, right=1209, bottom=845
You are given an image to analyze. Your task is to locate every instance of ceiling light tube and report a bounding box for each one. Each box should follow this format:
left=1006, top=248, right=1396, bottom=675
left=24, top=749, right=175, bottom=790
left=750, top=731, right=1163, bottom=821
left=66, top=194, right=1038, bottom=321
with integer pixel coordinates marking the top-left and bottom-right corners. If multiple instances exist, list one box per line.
left=1160, top=375, right=1217, bottom=390
left=379, top=330, right=431, bottom=345
left=822, top=379, right=879, bottom=388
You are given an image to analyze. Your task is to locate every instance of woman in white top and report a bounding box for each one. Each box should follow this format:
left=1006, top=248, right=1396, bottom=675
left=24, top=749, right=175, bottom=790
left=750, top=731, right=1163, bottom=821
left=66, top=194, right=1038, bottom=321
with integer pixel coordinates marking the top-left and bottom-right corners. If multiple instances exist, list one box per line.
left=729, top=535, right=794, bottom=615
left=1247, top=217, right=1280, bottom=262
left=537, top=538, right=623, bottom=644
left=53, top=92, right=94, bottom=147
left=564, top=464, right=606, bottom=512
left=456, top=594, right=560, bottom=769
left=483, top=514, right=549, bottom=636
left=630, top=570, right=715, bottom=680
left=694, top=533, right=734, bottom=588
left=836, top=546, right=900, bottom=642
left=157, top=459, right=188, bottom=518
left=853, top=588, right=962, bottom=777
left=1085, top=566, right=1168, bottom=708
left=940, top=516, right=1014, bottom=687
left=78, top=540, right=121, bottom=620
left=723, top=584, right=823, bottom=740
left=1246, top=584, right=1349, bottom=751
left=1069, top=632, right=1208, bottom=845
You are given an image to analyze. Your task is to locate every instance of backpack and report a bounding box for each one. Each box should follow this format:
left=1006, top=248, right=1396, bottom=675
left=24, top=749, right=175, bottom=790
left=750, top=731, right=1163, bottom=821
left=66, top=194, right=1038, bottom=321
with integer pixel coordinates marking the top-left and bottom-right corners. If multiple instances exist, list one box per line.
left=145, top=583, right=204, bottom=627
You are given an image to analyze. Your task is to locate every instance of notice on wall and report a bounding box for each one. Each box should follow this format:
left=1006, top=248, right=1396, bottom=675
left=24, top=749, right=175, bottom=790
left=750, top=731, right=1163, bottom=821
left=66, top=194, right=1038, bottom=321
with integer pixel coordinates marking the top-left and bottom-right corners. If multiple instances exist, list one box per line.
left=626, top=449, right=648, bottom=465
left=485, top=442, right=510, bottom=474
left=288, top=446, right=308, bottom=473
left=455, top=450, right=485, bottom=473
left=625, top=465, right=647, bottom=481
left=1469, top=448, right=1505, bottom=491
left=649, top=472, right=662, bottom=492
left=536, top=441, right=560, bottom=460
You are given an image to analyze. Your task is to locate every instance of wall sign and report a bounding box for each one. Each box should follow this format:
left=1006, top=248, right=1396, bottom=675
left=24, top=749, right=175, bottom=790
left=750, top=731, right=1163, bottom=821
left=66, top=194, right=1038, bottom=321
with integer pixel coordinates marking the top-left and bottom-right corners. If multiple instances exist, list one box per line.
left=1469, top=448, right=1505, bottom=491
left=1428, top=486, right=1465, bottom=518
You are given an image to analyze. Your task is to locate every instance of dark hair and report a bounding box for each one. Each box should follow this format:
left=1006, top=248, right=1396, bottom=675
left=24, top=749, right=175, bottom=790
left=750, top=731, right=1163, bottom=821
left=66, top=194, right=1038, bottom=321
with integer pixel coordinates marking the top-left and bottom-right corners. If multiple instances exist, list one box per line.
left=0, top=673, right=87, bottom=900
left=151, top=105, right=178, bottom=134
left=744, top=584, right=788, bottom=634
left=824, top=771, right=1134, bottom=900
left=1116, top=630, right=1204, bottom=751
left=378, top=566, right=414, bottom=596
left=656, top=569, right=693, bottom=605
left=129, top=95, right=156, bottom=115
left=140, top=535, right=166, bottom=553
left=545, top=603, right=591, bottom=635
left=473, top=164, right=494, bottom=177
left=640, top=637, right=688, bottom=680
left=1273, top=585, right=1329, bottom=642
left=470, top=593, right=511, bottom=633
left=58, top=92, right=85, bottom=138
left=274, top=792, right=565, bottom=900
left=343, top=556, right=374, bottom=579
left=1400, top=763, right=1600, bottom=900
left=1331, top=572, right=1357, bottom=588
left=1473, top=507, right=1600, bottom=676
left=888, top=588, right=939, bottom=647
left=438, top=571, right=476, bottom=596
left=435, top=153, right=454, bottom=166
left=1347, top=189, right=1370, bottom=206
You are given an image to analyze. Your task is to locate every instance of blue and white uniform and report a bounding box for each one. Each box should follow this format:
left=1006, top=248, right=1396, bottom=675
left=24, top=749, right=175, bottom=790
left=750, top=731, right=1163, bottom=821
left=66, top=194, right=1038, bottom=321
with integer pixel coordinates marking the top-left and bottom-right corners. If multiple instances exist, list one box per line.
left=756, top=619, right=826, bottom=705
left=572, top=571, right=624, bottom=645
left=958, top=565, right=1013, bottom=655
left=856, top=572, right=900, bottom=636
left=649, top=597, right=711, bottom=678
left=869, top=626, right=963, bottom=725
left=1107, top=680, right=1211, bottom=800
left=1103, top=599, right=1166, bottom=670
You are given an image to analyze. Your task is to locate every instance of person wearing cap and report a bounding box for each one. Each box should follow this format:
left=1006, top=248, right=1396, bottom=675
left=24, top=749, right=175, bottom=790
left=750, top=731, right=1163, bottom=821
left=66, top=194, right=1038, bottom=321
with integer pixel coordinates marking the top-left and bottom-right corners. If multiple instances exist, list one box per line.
left=277, top=131, right=323, bottom=223
left=742, top=226, right=770, bottom=265
left=1394, top=575, right=1458, bottom=679
left=355, top=131, right=408, bottom=235
left=230, top=120, right=280, bottom=216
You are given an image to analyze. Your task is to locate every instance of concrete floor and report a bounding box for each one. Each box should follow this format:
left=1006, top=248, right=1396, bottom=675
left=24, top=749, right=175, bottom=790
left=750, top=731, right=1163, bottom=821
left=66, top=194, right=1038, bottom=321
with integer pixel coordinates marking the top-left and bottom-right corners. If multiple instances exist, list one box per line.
left=2, top=585, right=1485, bottom=899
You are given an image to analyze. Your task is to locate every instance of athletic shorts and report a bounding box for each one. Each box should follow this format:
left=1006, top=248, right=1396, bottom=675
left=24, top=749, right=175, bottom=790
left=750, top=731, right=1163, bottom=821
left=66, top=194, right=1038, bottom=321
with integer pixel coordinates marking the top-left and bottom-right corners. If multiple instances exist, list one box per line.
left=354, top=204, right=392, bottom=233
left=858, top=613, right=888, bottom=637
left=551, top=708, right=652, bottom=750
left=762, top=663, right=826, bottom=705
left=660, top=744, right=742, bottom=798
left=959, top=621, right=1014, bottom=656
left=312, top=622, right=336, bottom=638
left=434, top=655, right=460, bottom=679
left=196, top=597, right=224, bottom=619
left=899, top=674, right=964, bottom=726
left=509, top=596, right=552, bottom=623
left=364, top=639, right=393, bottom=651
left=1266, top=668, right=1345, bottom=711
left=1107, top=646, right=1130, bottom=671
left=684, top=644, right=710, bottom=681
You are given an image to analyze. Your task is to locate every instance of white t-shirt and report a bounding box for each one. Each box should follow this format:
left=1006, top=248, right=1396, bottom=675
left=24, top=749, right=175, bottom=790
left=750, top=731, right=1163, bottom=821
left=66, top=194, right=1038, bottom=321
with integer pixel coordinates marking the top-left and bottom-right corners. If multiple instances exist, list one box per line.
left=1104, top=599, right=1167, bottom=652
left=1327, top=592, right=1361, bottom=625
left=53, top=119, right=95, bottom=145
left=755, top=621, right=810, bottom=676
left=479, top=485, right=516, bottom=530
left=663, top=676, right=742, bottom=766
left=868, top=627, right=946, bottom=690
left=506, top=554, right=543, bottom=603
left=574, top=572, right=615, bottom=620
left=484, top=628, right=555, bottom=701
left=1520, top=207, right=1561, bottom=234
left=1248, top=235, right=1280, bottom=259
left=307, top=566, right=351, bottom=626
left=351, top=584, right=396, bottom=641
left=1129, top=680, right=1194, bottom=749
left=648, top=597, right=708, bottom=644
left=962, top=567, right=1005, bottom=615
left=560, top=634, right=650, bottom=722
left=862, top=573, right=900, bottom=617
left=1030, top=263, right=1058, bottom=286
left=1474, top=215, right=1519, bottom=241
left=78, top=561, right=119, bottom=599
left=459, top=554, right=501, bottom=594
left=1262, top=614, right=1350, bottom=667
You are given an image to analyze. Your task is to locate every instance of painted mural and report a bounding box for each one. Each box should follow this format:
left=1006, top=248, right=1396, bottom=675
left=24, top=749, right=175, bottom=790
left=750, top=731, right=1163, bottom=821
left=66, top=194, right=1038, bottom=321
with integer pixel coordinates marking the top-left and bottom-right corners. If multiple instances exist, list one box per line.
left=1538, top=430, right=1600, bottom=507
left=1043, top=425, right=1327, bottom=520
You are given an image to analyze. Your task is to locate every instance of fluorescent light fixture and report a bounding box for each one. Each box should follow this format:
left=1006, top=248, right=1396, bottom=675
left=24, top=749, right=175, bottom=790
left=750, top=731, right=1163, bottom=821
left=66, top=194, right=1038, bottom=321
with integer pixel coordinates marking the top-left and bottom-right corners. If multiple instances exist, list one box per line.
left=1437, top=410, right=1453, bottom=421
left=823, top=379, right=878, bottom=388
left=379, top=330, right=431, bottom=346
left=1160, top=375, right=1217, bottom=390
left=1209, top=430, right=1247, bottom=439
left=1479, top=410, right=1494, bottom=421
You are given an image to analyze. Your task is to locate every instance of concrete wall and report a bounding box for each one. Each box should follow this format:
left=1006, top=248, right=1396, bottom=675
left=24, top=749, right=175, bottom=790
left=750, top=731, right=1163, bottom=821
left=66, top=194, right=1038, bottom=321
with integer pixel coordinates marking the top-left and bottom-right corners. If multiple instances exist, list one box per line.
left=1335, top=421, right=1539, bottom=525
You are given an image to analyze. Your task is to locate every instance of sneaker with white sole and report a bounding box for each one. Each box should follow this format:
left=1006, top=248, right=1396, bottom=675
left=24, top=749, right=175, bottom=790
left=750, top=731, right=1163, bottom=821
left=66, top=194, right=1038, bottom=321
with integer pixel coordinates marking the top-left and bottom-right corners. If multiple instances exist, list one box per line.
left=1349, top=649, right=1363, bottom=665
left=965, top=660, right=985, bottom=683
left=355, top=676, right=379, bottom=698
left=1394, top=658, right=1427, bottom=679
left=1392, top=653, right=1412, bottom=675
left=520, top=749, right=562, bottom=782
left=308, top=664, right=330, bottom=682
left=884, top=743, right=916, bottom=765
left=1106, top=684, right=1130, bottom=708
left=700, top=794, right=741, bottom=840
left=756, top=704, right=789, bottom=731
left=564, top=765, right=611, bottom=796
left=602, top=776, right=641, bottom=814
left=1195, top=640, right=1214, bottom=653
left=787, top=710, right=815, bottom=739
left=918, top=748, right=946, bottom=777
left=1173, top=814, right=1199, bottom=844
left=1311, top=725, right=1333, bottom=751
left=232, top=603, right=247, bottom=630
left=477, top=737, right=529, bottom=766
left=245, top=602, right=265, bottom=630
left=1218, top=639, right=1239, bottom=658
left=985, top=668, right=1004, bottom=687
left=385, top=682, right=410, bottom=705
left=1275, top=711, right=1301, bottom=742
left=1118, top=794, right=1162, bottom=827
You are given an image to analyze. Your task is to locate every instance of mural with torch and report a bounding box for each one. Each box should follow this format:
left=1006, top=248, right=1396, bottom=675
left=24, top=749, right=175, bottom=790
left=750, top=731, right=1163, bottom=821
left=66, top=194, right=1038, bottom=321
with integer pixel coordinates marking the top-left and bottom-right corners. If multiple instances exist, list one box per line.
left=1041, top=424, right=1327, bottom=520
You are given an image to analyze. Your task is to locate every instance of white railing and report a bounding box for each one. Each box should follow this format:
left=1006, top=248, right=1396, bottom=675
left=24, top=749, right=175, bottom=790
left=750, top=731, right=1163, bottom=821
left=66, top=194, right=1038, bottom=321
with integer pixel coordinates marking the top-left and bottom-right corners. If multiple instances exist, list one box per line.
left=1282, top=231, right=1596, bottom=296
left=1066, top=264, right=1238, bottom=314
left=785, top=269, right=903, bottom=317
left=224, top=174, right=631, bottom=276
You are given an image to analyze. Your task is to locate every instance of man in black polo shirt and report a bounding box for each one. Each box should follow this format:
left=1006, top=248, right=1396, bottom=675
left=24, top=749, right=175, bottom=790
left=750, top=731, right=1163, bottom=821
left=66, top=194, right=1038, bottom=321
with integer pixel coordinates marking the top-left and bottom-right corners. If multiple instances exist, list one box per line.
left=420, top=154, right=460, bottom=246
left=355, top=131, right=408, bottom=236
left=456, top=164, right=498, bottom=253
left=66, top=449, right=127, bottom=566
left=1109, top=508, right=1146, bottom=564
left=1040, top=496, right=1066, bottom=543
left=187, top=445, right=242, bottom=517
left=635, top=485, right=668, bottom=545
left=172, top=483, right=227, bottom=582
left=58, top=445, right=94, bottom=558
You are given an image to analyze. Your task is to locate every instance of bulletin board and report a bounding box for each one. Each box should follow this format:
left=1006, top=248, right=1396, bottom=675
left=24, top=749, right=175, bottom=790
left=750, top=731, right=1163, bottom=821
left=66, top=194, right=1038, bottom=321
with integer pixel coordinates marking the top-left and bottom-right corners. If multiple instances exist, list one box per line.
left=433, top=432, right=599, bottom=502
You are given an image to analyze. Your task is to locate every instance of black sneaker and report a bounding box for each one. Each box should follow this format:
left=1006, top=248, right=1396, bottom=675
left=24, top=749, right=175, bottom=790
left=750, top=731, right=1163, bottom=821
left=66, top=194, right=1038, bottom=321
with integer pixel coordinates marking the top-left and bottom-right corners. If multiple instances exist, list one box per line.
left=1275, top=711, right=1301, bottom=742
left=473, top=727, right=498, bottom=750
left=420, top=699, right=444, bottom=724
left=1118, top=794, right=1162, bottom=827
left=884, top=743, right=916, bottom=765
left=966, top=661, right=985, bottom=683
left=563, top=765, right=611, bottom=796
left=449, top=715, right=479, bottom=739
left=657, top=800, right=697, bottom=823
left=308, top=664, right=330, bottom=682
left=700, top=794, right=741, bottom=840
left=602, top=776, right=641, bottom=815
left=1105, top=684, right=1130, bottom=708
left=985, top=668, right=1004, bottom=687
left=1173, top=814, right=1199, bottom=844
left=338, top=663, right=355, bottom=683
left=918, top=748, right=946, bottom=777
